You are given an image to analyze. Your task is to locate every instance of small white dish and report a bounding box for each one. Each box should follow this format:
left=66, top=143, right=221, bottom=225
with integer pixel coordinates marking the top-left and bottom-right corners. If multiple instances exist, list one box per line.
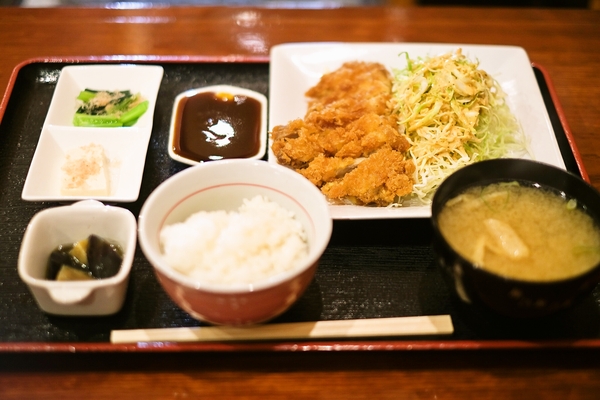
left=18, top=200, right=137, bottom=316
left=22, top=64, right=164, bottom=202
left=44, top=64, right=164, bottom=129
left=22, top=126, right=150, bottom=202
left=268, top=42, right=566, bottom=220
left=168, top=85, right=267, bottom=165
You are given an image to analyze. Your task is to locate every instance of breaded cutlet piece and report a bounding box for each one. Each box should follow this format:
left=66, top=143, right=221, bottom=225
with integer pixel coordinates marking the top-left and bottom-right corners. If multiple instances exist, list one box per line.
left=270, top=61, right=415, bottom=206
left=322, top=146, right=415, bottom=206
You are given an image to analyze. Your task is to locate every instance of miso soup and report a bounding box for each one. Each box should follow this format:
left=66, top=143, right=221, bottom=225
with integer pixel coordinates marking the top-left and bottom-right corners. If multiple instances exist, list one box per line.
left=438, top=182, right=600, bottom=282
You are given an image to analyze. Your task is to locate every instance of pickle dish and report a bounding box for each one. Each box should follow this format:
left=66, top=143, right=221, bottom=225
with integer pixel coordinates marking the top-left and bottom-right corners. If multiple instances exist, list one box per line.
left=18, top=200, right=136, bottom=316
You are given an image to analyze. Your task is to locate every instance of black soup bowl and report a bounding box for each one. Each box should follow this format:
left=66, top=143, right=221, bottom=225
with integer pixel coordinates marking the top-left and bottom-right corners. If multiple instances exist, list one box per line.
left=431, top=158, right=600, bottom=318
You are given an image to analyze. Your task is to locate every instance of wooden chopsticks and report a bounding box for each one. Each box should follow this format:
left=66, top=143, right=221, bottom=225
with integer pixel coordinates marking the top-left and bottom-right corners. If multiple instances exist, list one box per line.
left=110, top=315, right=453, bottom=343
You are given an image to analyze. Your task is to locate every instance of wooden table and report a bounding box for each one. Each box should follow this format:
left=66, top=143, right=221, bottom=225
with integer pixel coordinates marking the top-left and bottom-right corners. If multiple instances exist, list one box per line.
left=1, top=5, right=600, bottom=399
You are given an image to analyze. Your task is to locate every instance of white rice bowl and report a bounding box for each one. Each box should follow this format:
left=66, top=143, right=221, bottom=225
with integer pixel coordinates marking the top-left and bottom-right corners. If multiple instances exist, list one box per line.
left=159, top=195, right=309, bottom=286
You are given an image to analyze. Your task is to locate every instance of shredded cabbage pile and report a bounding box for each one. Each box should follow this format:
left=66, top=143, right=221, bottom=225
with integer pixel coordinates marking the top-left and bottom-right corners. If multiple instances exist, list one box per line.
left=391, top=49, right=529, bottom=204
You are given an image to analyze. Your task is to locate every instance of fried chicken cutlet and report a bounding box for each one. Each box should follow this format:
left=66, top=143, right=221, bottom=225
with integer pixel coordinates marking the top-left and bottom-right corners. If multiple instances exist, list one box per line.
left=270, top=61, right=415, bottom=206
left=322, top=146, right=415, bottom=206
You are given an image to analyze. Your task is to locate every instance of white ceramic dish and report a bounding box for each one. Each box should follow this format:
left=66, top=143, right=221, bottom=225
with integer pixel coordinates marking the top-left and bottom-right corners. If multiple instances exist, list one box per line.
left=268, top=42, right=566, bottom=220
left=168, top=85, right=268, bottom=165
left=22, top=64, right=164, bottom=202
left=18, top=200, right=137, bottom=316
left=43, top=64, right=164, bottom=129
left=22, top=126, right=151, bottom=202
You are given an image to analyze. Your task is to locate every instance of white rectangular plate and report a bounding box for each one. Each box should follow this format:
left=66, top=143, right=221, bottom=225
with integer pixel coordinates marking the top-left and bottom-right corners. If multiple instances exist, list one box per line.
left=268, top=42, right=565, bottom=220
left=22, top=64, right=164, bottom=202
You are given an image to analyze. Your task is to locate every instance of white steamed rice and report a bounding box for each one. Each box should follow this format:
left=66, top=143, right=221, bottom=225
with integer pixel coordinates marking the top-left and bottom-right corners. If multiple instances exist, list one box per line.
left=159, top=195, right=308, bottom=286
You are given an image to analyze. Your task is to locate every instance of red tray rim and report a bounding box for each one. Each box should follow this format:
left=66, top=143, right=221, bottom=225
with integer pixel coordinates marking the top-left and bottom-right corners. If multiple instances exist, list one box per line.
left=2, top=338, right=600, bottom=353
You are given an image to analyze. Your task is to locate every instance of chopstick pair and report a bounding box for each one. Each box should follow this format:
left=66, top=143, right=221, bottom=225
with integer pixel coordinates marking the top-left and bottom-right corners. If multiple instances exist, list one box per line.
left=110, top=315, right=453, bottom=344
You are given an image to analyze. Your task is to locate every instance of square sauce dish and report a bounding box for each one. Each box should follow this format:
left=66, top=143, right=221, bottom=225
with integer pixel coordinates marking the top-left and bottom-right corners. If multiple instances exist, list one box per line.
left=168, top=85, right=267, bottom=165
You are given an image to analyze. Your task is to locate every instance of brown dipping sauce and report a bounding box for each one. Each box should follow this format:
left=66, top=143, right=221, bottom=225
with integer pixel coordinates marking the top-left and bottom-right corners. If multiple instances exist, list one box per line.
left=172, top=91, right=262, bottom=162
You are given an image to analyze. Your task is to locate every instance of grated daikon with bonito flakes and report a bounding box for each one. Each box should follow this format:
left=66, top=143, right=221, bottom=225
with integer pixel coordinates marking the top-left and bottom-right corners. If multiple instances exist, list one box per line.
left=159, top=195, right=308, bottom=286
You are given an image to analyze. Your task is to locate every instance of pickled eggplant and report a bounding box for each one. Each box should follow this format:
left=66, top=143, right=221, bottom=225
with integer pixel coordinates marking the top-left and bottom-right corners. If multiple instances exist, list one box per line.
left=86, top=234, right=124, bottom=279
left=46, top=245, right=91, bottom=281
left=46, top=234, right=123, bottom=281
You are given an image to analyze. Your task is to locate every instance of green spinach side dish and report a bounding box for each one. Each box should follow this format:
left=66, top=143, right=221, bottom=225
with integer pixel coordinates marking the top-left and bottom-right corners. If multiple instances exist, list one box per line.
left=73, top=89, right=148, bottom=127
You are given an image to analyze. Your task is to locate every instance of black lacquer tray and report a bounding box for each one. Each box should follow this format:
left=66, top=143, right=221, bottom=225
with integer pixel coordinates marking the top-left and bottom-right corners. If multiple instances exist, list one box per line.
left=0, top=57, right=598, bottom=352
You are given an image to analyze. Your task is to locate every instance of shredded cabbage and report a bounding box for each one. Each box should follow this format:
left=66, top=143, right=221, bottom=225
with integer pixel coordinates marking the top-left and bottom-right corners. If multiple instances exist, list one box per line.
left=391, top=49, right=529, bottom=204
